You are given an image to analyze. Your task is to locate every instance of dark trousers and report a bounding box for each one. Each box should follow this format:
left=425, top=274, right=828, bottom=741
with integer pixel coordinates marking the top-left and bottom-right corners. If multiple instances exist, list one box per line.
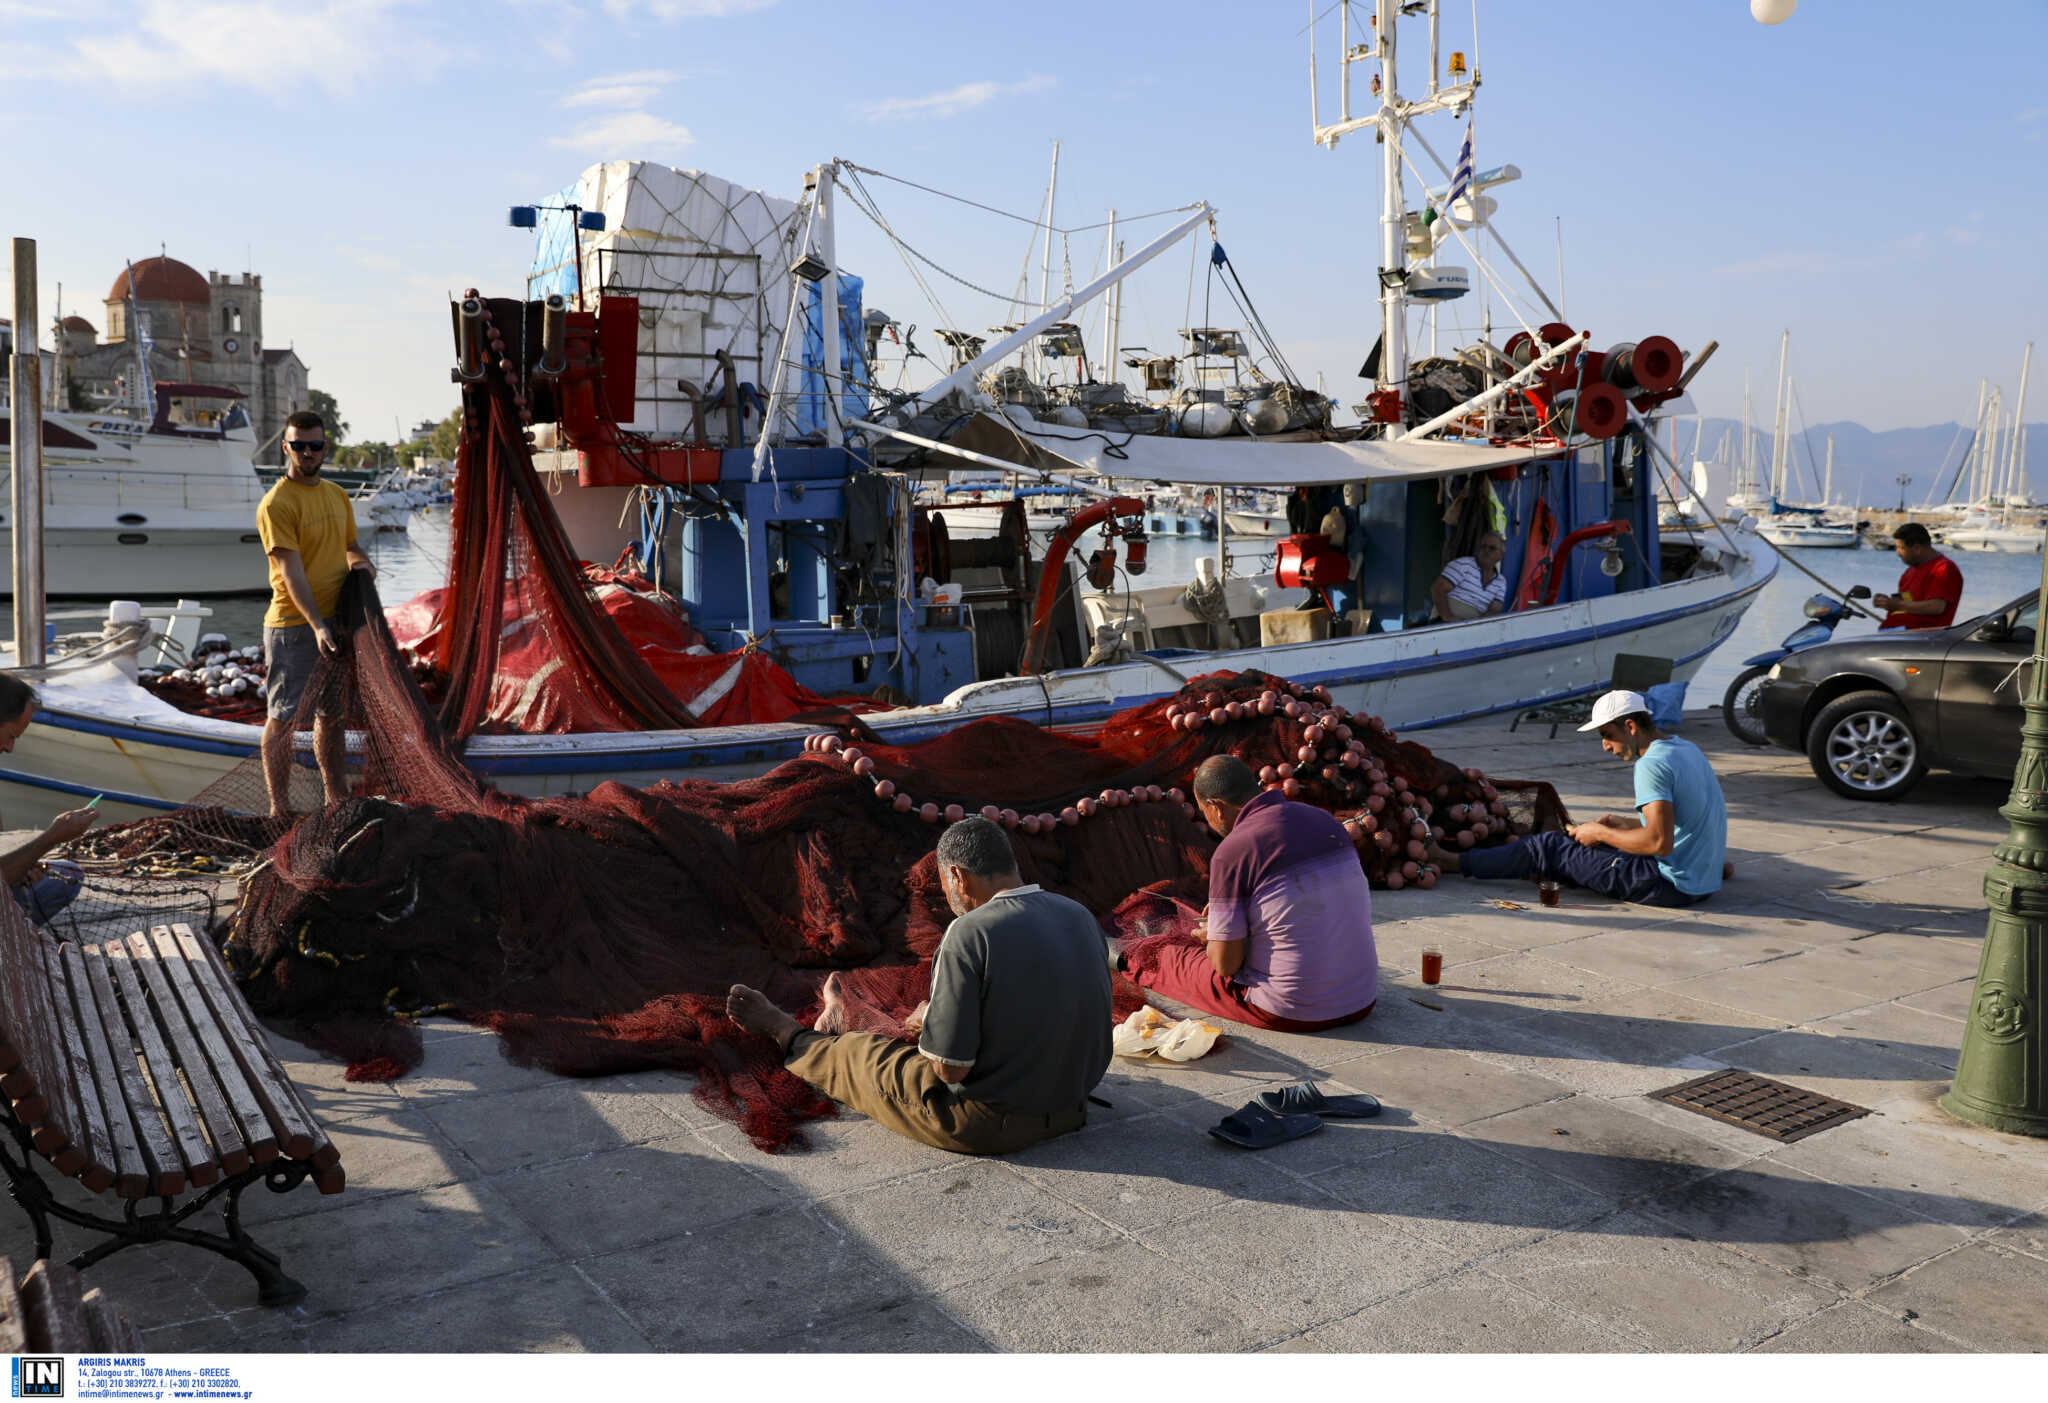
left=1459, top=830, right=1703, bottom=907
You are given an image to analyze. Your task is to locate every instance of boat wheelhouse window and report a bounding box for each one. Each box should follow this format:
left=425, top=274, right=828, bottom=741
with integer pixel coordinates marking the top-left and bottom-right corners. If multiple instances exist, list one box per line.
left=117, top=533, right=149, bottom=545
left=118, top=513, right=147, bottom=526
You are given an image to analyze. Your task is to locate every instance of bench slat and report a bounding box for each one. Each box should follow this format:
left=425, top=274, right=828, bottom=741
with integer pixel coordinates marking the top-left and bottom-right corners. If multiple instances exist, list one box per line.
left=130, top=930, right=251, bottom=1176
left=0, top=922, right=61, bottom=1135
left=19, top=1260, right=91, bottom=1354
left=76, top=945, right=186, bottom=1199
left=57, top=945, right=151, bottom=1199
left=101, top=940, right=219, bottom=1190
left=147, top=927, right=277, bottom=1164
left=36, top=942, right=112, bottom=1191
left=80, top=1286, right=141, bottom=1352
left=178, top=923, right=338, bottom=1171
left=171, top=925, right=322, bottom=1163
left=17, top=941, right=84, bottom=1173
left=0, top=1256, right=26, bottom=1353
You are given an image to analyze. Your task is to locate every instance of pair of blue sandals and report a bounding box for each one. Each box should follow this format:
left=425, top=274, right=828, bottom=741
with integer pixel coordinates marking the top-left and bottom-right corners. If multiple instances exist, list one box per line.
left=1209, top=1082, right=1381, bottom=1149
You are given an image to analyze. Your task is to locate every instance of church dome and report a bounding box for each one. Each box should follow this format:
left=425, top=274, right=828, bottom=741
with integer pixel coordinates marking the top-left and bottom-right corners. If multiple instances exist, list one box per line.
left=61, top=315, right=95, bottom=332
left=107, top=256, right=210, bottom=305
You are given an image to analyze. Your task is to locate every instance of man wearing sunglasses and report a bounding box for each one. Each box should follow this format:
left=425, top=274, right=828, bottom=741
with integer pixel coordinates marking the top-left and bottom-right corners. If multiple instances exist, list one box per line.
left=256, top=411, right=374, bottom=817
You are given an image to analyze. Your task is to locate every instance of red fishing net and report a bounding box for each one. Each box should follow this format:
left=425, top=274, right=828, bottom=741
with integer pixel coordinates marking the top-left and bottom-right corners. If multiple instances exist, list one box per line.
left=61, top=323, right=1570, bottom=1153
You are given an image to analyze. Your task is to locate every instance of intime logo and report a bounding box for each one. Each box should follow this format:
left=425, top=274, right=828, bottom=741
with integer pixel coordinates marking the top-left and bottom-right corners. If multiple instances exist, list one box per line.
left=10, top=1357, right=63, bottom=1398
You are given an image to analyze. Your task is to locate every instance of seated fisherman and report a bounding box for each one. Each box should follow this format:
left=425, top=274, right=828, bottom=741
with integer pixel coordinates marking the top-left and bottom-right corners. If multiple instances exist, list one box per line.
left=1428, top=689, right=1729, bottom=907
left=1119, top=755, right=1378, bottom=1031
left=727, top=815, right=1110, bottom=1156
left=0, top=674, right=95, bottom=926
left=1431, top=532, right=1508, bottom=621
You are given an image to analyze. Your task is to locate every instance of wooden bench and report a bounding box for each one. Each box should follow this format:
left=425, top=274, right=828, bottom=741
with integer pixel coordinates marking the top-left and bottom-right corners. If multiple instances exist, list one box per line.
left=0, top=901, right=344, bottom=1307
left=0, top=1255, right=140, bottom=1352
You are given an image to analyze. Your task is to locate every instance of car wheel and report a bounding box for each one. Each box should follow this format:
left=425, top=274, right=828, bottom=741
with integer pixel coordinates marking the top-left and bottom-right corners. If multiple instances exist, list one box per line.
left=1722, top=665, right=1773, bottom=746
left=1806, top=689, right=1927, bottom=801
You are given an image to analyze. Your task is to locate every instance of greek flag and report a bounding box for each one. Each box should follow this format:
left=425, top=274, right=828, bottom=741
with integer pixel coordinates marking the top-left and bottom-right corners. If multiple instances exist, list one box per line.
left=1446, top=124, right=1475, bottom=215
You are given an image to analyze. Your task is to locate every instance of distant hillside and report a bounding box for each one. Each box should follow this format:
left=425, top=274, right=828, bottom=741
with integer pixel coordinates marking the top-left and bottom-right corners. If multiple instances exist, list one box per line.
left=1678, top=417, right=2045, bottom=511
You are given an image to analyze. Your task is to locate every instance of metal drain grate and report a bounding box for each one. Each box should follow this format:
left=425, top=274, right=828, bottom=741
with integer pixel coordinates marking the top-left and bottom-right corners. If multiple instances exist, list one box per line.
left=1649, top=1068, right=1870, bottom=1143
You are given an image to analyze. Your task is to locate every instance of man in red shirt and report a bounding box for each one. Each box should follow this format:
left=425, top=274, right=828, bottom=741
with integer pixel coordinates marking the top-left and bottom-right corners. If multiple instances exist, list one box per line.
left=1875, top=522, right=1964, bottom=630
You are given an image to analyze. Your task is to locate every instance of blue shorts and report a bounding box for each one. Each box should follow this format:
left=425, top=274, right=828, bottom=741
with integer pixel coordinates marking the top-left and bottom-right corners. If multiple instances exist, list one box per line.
left=13, top=859, right=81, bottom=926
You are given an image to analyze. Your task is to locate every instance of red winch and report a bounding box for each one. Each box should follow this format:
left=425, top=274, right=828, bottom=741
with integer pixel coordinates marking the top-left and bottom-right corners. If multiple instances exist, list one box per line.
left=1501, top=324, right=1685, bottom=441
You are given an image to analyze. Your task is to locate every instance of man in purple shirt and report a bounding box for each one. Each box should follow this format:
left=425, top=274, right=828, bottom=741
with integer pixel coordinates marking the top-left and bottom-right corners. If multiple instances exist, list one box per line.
left=1121, top=755, right=1379, bottom=1030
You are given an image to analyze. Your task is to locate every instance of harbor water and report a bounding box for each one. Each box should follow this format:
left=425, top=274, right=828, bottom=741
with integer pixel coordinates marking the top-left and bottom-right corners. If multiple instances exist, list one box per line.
left=7, top=511, right=2044, bottom=717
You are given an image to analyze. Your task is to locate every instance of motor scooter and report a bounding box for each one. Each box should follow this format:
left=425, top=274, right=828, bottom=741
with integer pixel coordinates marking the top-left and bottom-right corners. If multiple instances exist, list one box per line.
left=1722, top=584, right=1873, bottom=745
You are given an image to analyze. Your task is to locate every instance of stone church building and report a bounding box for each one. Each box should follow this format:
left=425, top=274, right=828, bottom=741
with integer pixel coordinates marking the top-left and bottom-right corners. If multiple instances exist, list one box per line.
left=62, top=253, right=309, bottom=461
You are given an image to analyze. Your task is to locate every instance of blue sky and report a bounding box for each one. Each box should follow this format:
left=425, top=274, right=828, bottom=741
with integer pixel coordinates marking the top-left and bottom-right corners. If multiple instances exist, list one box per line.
left=3, top=0, right=2042, bottom=444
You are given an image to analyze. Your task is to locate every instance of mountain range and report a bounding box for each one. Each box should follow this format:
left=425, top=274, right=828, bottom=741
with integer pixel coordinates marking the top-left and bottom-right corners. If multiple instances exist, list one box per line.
left=1673, top=416, right=2043, bottom=512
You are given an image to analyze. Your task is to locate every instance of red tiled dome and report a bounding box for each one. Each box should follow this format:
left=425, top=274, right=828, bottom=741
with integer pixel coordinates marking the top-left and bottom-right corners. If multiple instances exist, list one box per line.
left=61, top=315, right=95, bottom=332
left=107, top=256, right=210, bottom=305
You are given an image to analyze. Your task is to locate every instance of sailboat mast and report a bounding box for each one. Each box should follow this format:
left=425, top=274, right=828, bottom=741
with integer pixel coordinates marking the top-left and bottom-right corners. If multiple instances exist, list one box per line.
left=1769, top=329, right=1789, bottom=501
left=1823, top=434, right=1834, bottom=506
left=1376, top=0, right=1410, bottom=435
left=1744, top=372, right=1761, bottom=497
left=1036, top=141, right=1060, bottom=382
left=2008, top=342, right=2033, bottom=507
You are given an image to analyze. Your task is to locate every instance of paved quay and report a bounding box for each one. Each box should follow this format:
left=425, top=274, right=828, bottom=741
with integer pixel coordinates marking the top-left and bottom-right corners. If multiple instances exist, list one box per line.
left=6, top=713, right=2046, bottom=1354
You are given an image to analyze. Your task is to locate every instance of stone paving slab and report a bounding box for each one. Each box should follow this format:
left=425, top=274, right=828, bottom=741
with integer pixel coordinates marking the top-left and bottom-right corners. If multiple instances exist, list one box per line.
left=4, top=714, right=2044, bottom=1354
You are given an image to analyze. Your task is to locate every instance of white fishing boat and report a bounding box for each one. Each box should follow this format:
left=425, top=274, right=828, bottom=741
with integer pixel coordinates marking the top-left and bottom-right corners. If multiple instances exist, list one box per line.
left=0, top=1, right=1774, bottom=828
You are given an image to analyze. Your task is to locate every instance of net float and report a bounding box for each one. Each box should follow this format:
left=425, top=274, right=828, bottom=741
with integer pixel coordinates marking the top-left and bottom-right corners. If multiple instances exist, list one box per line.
left=1277, top=763, right=1296, bottom=779
left=1297, top=745, right=1317, bottom=764
left=1001, top=809, right=1022, bottom=828
left=1418, top=870, right=1438, bottom=890
left=981, top=804, right=1002, bottom=821
left=874, top=779, right=895, bottom=799
left=852, top=757, right=874, bottom=776
left=1410, top=821, right=1429, bottom=840
left=1457, top=829, right=1475, bottom=848
left=1209, top=708, right=1230, bottom=726
left=1360, top=813, right=1379, bottom=833
left=1225, top=701, right=1245, bottom=720
left=1366, top=794, right=1385, bottom=813
left=1406, top=840, right=1426, bottom=859
left=1303, top=724, right=1324, bottom=745
left=1471, top=821, right=1490, bottom=839
left=1060, top=808, right=1079, bottom=826
left=893, top=793, right=913, bottom=813
left=1402, top=860, right=1420, bottom=880
left=1282, top=778, right=1302, bottom=798
left=920, top=803, right=940, bottom=823
left=1019, top=815, right=1039, bottom=834
left=1167, top=788, right=1184, bottom=803
left=1259, top=765, right=1278, bottom=784
left=1077, top=797, right=1097, bottom=816
left=944, top=804, right=964, bottom=823
left=1384, top=872, right=1405, bottom=890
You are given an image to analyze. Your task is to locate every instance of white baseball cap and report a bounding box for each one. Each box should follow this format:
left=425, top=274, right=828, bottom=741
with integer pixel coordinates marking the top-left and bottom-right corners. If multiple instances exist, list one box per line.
left=1578, top=689, right=1651, bottom=732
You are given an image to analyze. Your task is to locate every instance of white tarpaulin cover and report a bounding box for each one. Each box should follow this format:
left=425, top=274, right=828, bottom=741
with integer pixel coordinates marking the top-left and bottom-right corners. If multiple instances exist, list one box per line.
left=528, top=162, right=802, bottom=441
left=936, top=413, right=1552, bottom=487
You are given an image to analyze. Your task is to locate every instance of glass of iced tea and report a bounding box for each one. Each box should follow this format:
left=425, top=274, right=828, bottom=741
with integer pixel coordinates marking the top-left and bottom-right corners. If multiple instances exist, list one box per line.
left=1538, top=880, right=1560, bottom=907
left=1420, top=948, right=1443, bottom=984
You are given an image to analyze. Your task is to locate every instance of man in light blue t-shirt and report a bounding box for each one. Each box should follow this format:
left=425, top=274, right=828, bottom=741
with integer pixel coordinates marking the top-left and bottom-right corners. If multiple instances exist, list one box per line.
left=1428, top=690, right=1729, bottom=906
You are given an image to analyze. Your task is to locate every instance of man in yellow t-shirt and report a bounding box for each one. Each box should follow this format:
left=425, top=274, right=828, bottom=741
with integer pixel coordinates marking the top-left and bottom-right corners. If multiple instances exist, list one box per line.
left=256, top=410, right=374, bottom=818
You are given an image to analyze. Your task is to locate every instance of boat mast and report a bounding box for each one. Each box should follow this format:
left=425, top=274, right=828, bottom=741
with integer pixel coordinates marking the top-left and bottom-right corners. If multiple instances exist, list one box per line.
left=1101, top=209, right=1119, bottom=383
left=1741, top=371, right=1753, bottom=498
left=2008, top=342, right=2033, bottom=510
left=1769, top=329, right=1789, bottom=502
left=1036, top=141, right=1060, bottom=383
left=1377, top=0, right=1409, bottom=433
left=1823, top=433, right=1834, bottom=507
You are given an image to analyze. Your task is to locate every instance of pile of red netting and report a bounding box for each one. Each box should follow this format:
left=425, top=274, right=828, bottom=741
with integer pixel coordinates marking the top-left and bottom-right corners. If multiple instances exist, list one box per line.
left=64, top=320, right=1569, bottom=1152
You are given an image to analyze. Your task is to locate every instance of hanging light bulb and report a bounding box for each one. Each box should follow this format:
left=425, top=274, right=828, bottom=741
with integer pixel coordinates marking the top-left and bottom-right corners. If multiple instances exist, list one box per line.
left=1750, top=0, right=1796, bottom=24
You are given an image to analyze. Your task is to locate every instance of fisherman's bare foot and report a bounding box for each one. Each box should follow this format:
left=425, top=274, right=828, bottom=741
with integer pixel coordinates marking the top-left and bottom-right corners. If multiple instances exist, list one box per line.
left=813, top=972, right=848, bottom=1035
left=727, top=984, right=802, bottom=1049
left=1423, top=840, right=1462, bottom=875
left=1724, top=860, right=1736, bottom=880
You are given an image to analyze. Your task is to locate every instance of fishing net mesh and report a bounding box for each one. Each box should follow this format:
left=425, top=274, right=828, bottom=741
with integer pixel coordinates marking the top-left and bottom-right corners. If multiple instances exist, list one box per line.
left=55, top=365, right=1569, bottom=1153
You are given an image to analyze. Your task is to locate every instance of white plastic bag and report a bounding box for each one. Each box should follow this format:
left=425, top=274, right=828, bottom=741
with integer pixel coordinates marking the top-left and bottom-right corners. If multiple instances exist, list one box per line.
left=1112, top=1006, right=1221, bottom=1062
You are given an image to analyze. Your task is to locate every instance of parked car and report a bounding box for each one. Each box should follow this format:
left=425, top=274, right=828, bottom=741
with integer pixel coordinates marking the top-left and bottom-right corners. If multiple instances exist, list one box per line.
left=1759, top=591, right=2036, bottom=800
